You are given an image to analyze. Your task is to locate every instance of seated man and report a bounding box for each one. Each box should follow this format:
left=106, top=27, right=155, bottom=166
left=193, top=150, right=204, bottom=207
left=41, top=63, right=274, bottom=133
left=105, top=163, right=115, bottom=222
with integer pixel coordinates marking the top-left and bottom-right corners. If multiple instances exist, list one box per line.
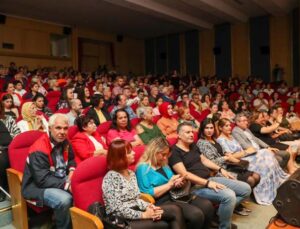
left=66, top=98, right=82, bottom=126
left=22, top=113, right=76, bottom=229
left=232, top=113, right=290, bottom=171
left=110, top=94, right=137, bottom=120
left=169, top=122, right=251, bottom=229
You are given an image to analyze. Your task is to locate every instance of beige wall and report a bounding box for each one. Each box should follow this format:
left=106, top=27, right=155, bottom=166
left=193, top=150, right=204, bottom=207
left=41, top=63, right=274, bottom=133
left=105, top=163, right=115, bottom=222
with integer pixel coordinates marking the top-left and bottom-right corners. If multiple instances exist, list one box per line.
left=0, top=16, right=145, bottom=74
left=270, top=15, right=292, bottom=84
left=199, top=29, right=215, bottom=77
left=231, top=23, right=250, bottom=80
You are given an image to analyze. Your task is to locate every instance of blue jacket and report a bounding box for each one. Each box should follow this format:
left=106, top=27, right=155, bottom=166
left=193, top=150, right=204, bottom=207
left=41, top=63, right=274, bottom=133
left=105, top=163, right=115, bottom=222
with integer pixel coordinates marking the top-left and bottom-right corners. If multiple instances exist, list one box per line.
left=136, top=163, right=173, bottom=196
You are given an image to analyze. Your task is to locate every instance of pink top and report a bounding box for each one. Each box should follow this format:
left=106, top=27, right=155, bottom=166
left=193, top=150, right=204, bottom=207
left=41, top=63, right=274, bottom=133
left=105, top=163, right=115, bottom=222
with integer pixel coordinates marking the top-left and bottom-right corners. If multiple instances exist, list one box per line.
left=106, top=129, right=137, bottom=145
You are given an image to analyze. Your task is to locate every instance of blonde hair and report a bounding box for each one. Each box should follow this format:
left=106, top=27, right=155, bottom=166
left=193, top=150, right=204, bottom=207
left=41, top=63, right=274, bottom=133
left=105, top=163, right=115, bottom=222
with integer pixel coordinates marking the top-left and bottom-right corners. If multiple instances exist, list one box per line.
left=137, top=137, right=169, bottom=173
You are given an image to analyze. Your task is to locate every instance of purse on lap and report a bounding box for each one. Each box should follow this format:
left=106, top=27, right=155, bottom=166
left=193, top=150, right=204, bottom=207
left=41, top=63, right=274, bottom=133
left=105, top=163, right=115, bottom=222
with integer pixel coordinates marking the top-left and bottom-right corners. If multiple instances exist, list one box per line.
left=169, top=180, right=196, bottom=203
left=226, top=160, right=249, bottom=173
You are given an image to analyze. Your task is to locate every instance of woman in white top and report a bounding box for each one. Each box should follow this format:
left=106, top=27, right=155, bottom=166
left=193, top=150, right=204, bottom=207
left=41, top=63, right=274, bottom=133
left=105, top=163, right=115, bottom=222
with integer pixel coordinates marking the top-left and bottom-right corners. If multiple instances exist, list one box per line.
left=17, top=101, right=48, bottom=133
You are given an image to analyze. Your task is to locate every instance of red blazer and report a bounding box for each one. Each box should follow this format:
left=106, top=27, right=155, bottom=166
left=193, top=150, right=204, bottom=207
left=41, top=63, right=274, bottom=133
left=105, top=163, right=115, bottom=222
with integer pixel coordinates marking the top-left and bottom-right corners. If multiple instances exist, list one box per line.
left=71, top=131, right=107, bottom=165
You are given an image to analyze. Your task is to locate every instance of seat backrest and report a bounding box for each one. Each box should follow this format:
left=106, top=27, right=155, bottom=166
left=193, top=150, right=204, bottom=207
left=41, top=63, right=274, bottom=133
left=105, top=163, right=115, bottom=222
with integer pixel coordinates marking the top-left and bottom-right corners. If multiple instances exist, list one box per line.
left=55, top=108, right=70, bottom=114
left=8, top=130, right=44, bottom=172
left=96, top=121, right=112, bottom=138
left=68, top=125, right=79, bottom=140
left=72, top=156, right=108, bottom=211
left=130, top=118, right=141, bottom=128
left=46, top=91, right=61, bottom=112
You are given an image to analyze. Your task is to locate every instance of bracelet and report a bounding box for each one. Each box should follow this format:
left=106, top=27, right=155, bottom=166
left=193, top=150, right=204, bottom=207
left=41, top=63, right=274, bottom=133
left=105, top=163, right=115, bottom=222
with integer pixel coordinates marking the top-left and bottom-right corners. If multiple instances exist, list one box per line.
left=218, top=167, right=223, bottom=173
left=205, top=180, right=210, bottom=188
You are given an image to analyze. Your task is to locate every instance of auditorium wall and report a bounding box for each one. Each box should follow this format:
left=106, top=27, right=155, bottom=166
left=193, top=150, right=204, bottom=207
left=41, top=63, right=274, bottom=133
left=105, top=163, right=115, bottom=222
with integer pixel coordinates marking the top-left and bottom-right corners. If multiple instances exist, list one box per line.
left=0, top=16, right=145, bottom=74
left=145, top=13, right=298, bottom=85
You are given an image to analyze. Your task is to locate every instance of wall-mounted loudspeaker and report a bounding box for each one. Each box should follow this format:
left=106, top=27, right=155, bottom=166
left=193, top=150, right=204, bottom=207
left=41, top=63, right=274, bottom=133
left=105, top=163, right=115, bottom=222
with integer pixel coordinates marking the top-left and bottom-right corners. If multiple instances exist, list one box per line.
left=273, top=169, right=300, bottom=227
left=63, top=27, right=72, bottom=35
left=213, top=47, right=221, bottom=55
left=117, top=35, right=123, bottom=42
left=0, top=14, right=6, bottom=24
left=260, top=46, right=270, bottom=55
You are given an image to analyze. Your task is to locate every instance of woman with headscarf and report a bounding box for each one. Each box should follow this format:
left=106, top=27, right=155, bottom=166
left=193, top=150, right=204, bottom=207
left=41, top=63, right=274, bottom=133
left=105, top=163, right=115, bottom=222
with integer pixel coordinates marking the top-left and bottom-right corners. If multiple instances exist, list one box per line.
left=157, top=102, right=179, bottom=139
left=17, top=102, right=48, bottom=133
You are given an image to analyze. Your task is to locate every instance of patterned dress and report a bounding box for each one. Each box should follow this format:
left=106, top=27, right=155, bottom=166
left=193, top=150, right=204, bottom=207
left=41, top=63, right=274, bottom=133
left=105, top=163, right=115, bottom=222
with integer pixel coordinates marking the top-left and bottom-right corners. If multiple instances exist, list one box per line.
left=217, top=136, right=288, bottom=205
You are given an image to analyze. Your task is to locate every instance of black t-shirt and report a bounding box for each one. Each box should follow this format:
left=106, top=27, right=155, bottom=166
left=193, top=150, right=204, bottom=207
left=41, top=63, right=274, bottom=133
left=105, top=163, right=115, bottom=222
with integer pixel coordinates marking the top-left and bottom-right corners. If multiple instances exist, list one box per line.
left=169, top=143, right=210, bottom=179
left=249, top=123, right=276, bottom=145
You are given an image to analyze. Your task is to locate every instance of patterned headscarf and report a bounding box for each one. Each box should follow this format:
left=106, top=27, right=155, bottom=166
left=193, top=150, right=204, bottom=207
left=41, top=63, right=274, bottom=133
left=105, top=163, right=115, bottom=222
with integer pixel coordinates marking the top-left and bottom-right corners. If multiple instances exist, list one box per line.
left=21, top=102, right=40, bottom=130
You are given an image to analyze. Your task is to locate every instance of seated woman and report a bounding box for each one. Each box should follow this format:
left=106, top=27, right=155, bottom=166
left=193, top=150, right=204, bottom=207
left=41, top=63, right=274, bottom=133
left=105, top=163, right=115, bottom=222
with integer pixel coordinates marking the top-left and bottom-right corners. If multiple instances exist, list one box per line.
left=1, top=94, right=19, bottom=120
left=157, top=102, right=179, bottom=139
left=102, top=139, right=185, bottom=229
left=139, top=95, right=150, bottom=107
left=23, top=81, right=43, bottom=100
left=249, top=111, right=297, bottom=174
left=217, top=118, right=288, bottom=205
left=56, top=85, right=74, bottom=110
left=152, top=97, right=163, bottom=116
left=3, top=82, right=22, bottom=107
left=86, top=94, right=111, bottom=126
left=77, top=87, right=91, bottom=108
left=0, top=101, right=20, bottom=200
left=136, top=107, right=164, bottom=144
left=177, top=107, right=199, bottom=132
left=71, top=116, right=107, bottom=164
left=197, top=118, right=259, bottom=188
left=17, top=102, right=48, bottom=133
left=107, top=109, right=143, bottom=146
left=32, top=94, right=53, bottom=118
left=136, top=137, right=214, bottom=229
left=218, top=101, right=235, bottom=122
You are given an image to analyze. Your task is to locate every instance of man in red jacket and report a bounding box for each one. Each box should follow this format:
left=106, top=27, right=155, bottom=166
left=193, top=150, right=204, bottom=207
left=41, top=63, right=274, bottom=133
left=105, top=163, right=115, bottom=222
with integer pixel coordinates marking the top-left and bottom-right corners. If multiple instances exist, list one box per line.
left=22, top=113, right=76, bottom=229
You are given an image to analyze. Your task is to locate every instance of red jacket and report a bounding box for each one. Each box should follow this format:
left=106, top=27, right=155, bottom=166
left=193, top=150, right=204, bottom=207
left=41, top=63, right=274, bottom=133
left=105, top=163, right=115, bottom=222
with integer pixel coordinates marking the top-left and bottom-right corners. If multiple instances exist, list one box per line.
left=71, top=131, right=107, bottom=164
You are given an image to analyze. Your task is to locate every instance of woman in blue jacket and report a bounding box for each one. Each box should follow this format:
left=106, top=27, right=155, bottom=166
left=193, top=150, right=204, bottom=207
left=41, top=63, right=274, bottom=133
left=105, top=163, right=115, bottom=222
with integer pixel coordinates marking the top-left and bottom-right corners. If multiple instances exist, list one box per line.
left=136, top=137, right=214, bottom=229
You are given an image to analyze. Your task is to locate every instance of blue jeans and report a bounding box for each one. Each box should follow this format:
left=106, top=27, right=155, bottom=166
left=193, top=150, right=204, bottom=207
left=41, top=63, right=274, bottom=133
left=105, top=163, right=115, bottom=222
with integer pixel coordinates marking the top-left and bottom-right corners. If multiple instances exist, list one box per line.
left=192, top=177, right=251, bottom=229
left=43, top=188, right=73, bottom=229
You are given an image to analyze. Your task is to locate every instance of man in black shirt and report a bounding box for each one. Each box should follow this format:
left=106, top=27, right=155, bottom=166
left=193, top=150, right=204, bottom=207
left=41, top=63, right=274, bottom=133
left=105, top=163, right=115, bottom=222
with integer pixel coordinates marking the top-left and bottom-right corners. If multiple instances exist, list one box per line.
left=169, top=122, right=251, bottom=229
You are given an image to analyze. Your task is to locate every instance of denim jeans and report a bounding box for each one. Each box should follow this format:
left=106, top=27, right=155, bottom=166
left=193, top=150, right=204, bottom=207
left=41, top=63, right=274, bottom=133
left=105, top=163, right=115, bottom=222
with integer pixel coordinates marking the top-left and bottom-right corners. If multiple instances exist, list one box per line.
left=43, top=188, right=73, bottom=229
left=192, top=177, right=251, bottom=229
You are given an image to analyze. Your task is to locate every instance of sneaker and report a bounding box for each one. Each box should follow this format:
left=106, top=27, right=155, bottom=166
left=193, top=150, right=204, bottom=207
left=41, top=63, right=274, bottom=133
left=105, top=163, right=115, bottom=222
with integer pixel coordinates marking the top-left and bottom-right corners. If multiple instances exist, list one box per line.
left=231, top=223, right=238, bottom=229
left=234, top=207, right=249, bottom=216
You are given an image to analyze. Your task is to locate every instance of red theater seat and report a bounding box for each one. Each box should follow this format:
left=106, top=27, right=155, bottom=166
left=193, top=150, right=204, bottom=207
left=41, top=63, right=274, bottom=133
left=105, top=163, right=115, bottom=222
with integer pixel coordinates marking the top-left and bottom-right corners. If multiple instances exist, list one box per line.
left=7, top=130, right=47, bottom=229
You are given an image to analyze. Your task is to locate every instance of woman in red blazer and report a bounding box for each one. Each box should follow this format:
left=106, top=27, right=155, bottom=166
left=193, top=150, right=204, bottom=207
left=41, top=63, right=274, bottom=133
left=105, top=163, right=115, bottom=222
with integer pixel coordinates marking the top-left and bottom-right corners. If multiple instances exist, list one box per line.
left=71, top=115, right=107, bottom=164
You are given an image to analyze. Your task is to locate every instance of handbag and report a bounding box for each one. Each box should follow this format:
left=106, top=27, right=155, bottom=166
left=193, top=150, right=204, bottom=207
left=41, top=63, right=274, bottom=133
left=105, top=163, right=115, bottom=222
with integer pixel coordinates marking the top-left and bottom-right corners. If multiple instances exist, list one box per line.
left=88, top=202, right=131, bottom=229
left=169, top=180, right=195, bottom=203
left=226, top=160, right=249, bottom=173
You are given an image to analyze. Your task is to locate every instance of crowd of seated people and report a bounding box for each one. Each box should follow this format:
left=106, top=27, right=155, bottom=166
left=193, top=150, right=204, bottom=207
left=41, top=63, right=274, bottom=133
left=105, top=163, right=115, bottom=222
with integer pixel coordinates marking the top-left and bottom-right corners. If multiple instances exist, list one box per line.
left=1, top=63, right=300, bottom=228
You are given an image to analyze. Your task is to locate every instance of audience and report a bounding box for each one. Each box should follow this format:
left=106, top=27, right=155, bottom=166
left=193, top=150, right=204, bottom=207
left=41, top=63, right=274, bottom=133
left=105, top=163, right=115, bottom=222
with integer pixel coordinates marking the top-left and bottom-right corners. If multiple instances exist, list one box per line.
left=17, top=101, right=48, bottom=133
left=157, top=102, right=179, bottom=139
left=107, top=109, right=143, bottom=146
left=2, top=62, right=300, bottom=228
left=1, top=94, right=19, bottom=119
left=0, top=101, right=20, bottom=201
left=32, top=94, right=53, bottom=118
left=136, top=137, right=214, bottom=229
left=21, top=113, right=75, bottom=229
left=217, top=118, right=288, bottom=205
left=71, top=116, right=107, bottom=164
left=102, top=139, right=184, bottom=228
left=136, top=106, right=164, bottom=144
left=169, top=122, right=251, bottom=229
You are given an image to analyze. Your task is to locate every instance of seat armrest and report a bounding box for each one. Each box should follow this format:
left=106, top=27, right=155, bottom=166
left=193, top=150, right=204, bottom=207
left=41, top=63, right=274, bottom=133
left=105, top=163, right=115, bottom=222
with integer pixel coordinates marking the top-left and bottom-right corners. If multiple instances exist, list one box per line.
left=140, top=193, right=155, bottom=204
left=70, top=207, right=104, bottom=229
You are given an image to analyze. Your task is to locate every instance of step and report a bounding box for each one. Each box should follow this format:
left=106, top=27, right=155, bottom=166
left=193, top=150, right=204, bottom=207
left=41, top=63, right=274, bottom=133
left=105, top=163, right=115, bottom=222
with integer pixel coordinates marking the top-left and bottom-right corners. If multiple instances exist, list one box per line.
left=0, top=198, right=12, bottom=227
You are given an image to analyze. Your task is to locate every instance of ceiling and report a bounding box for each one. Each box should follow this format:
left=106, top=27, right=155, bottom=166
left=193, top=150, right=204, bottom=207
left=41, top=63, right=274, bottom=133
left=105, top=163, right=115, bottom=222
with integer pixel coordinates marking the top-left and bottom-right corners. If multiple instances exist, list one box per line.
left=0, top=0, right=298, bottom=39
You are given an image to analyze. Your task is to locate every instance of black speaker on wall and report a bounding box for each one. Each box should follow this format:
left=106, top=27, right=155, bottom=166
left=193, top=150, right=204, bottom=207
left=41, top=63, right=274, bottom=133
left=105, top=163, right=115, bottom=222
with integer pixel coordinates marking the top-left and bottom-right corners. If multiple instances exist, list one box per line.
left=213, top=47, right=221, bottom=55
left=117, top=35, right=123, bottom=42
left=260, top=46, right=270, bottom=55
left=0, top=14, right=6, bottom=24
left=63, top=27, right=72, bottom=35
left=273, top=169, right=300, bottom=227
